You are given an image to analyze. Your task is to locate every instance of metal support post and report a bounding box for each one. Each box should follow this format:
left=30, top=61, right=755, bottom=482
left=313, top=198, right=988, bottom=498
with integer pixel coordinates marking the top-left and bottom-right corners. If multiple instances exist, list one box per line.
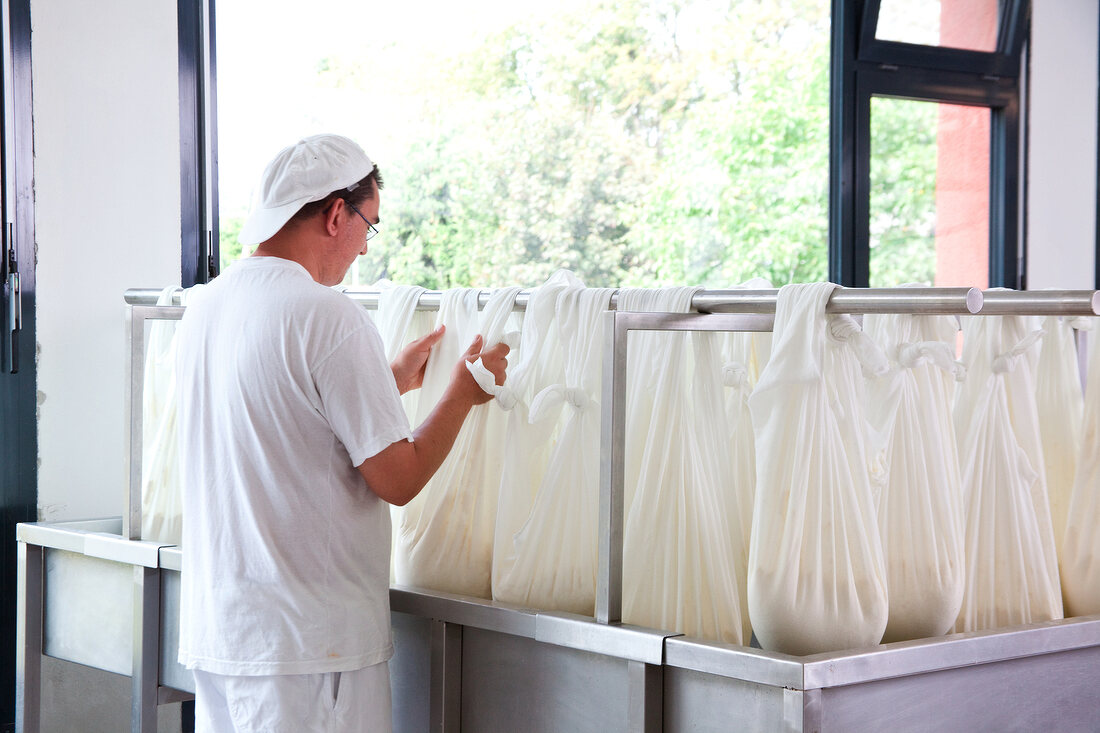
left=598, top=311, right=626, bottom=625
left=626, top=660, right=663, bottom=733
left=429, top=620, right=462, bottom=732
left=132, top=566, right=161, bottom=733
left=15, top=541, right=42, bottom=733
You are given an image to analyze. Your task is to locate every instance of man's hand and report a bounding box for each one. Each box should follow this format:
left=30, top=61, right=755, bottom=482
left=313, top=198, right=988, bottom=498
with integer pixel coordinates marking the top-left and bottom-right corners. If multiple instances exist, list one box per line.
left=454, top=335, right=510, bottom=405
left=359, top=333, right=511, bottom=506
left=391, top=325, right=446, bottom=394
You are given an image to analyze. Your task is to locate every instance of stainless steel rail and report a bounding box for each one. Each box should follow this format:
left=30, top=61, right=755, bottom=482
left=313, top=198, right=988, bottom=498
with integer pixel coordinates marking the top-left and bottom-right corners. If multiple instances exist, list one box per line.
left=125, top=285, right=1020, bottom=315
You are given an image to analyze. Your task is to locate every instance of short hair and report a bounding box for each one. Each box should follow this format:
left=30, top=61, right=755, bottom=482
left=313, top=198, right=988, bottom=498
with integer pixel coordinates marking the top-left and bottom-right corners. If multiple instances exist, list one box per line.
left=290, top=165, right=384, bottom=224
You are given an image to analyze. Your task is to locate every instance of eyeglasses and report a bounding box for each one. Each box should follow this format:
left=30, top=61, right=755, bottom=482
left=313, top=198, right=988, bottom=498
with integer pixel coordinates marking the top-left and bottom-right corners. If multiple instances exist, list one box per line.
left=346, top=200, right=380, bottom=241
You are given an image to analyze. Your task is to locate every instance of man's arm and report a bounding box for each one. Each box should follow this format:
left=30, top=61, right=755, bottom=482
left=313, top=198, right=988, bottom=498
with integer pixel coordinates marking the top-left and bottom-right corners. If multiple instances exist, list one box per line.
left=358, top=335, right=509, bottom=506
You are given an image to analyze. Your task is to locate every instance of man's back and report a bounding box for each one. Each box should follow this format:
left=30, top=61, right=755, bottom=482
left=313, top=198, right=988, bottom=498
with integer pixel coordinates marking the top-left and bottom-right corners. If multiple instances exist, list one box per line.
left=175, top=255, right=412, bottom=676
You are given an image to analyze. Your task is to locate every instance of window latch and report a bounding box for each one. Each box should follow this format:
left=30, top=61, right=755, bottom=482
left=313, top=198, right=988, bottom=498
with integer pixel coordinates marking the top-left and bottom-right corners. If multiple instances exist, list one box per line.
left=3, top=222, right=20, bottom=374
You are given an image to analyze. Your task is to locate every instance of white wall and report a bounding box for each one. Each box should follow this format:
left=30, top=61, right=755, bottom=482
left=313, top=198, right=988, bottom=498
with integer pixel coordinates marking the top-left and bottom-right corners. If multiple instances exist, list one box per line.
left=1028, top=0, right=1099, bottom=289
left=32, top=0, right=181, bottom=521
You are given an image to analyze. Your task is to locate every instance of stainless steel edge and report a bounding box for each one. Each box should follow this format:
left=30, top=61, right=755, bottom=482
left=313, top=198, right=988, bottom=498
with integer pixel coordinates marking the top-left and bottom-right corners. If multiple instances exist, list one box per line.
left=799, top=614, right=1100, bottom=689
left=134, top=285, right=1100, bottom=317
left=159, top=546, right=183, bottom=572
left=127, top=306, right=185, bottom=541
left=82, top=533, right=171, bottom=569
left=663, top=637, right=805, bottom=689
left=691, top=287, right=983, bottom=315
left=389, top=587, right=538, bottom=638
left=429, top=620, right=462, bottom=733
left=16, top=519, right=122, bottom=553
left=156, top=687, right=194, bottom=705
left=131, top=566, right=160, bottom=732
left=126, top=305, right=144, bottom=541
left=626, top=660, right=663, bottom=733
left=16, top=541, right=43, bottom=733
left=597, top=310, right=625, bottom=625
left=534, top=611, right=678, bottom=665
left=979, top=289, right=1100, bottom=315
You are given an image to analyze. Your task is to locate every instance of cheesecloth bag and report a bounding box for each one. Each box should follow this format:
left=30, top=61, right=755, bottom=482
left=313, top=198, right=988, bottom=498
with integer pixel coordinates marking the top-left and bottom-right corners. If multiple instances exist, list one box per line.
left=718, top=278, right=773, bottom=643
left=953, top=315, right=1063, bottom=631
left=373, top=283, right=432, bottom=582
left=491, top=270, right=576, bottom=604
left=1061, top=326, right=1100, bottom=616
left=748, top=282, right=889, bottom=655
left=1034, top=315, right=1086, bottom=551
left=620, top=287, right=746, bottom=644
left=863, top=311, right=965, bottom=642
left=142, top=285, right=204, bottom=544
left=494, top=284, right=615, bottom=614
left=394, top=287, right=522, bottom=597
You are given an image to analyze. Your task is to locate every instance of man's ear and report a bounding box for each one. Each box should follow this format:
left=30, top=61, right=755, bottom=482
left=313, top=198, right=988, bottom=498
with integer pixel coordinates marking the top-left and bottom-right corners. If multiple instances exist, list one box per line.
left=322, top=198, right=346, bottom=237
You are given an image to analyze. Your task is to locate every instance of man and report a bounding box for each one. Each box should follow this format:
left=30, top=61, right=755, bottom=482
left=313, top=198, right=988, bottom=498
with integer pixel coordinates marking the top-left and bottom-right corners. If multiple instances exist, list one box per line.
left=175, top=133, right=508, bottom=732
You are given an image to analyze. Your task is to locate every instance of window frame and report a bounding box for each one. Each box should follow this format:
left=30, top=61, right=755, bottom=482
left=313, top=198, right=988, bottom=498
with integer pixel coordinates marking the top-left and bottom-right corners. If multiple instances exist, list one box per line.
left=830, top=0, right=1030, bottom=288
left=179, top=0, right=219, bottom=287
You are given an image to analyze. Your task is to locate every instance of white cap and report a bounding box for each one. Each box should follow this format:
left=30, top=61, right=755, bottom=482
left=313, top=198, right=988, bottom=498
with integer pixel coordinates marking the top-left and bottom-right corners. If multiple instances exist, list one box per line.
left=238, top=134, right=374, bottom=245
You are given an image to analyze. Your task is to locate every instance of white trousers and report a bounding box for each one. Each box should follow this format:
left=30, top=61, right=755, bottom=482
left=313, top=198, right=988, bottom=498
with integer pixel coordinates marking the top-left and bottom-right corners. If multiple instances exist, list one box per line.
left=193, top=661, right=392, bottom=733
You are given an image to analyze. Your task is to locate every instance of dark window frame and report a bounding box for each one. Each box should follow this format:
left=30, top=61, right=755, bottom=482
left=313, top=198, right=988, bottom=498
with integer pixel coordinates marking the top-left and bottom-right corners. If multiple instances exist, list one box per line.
left=830, top=0, right=1030, bottom=288
left=1, top=0, right=37, bottom=727
left=179, top=0, right=219, bottom=287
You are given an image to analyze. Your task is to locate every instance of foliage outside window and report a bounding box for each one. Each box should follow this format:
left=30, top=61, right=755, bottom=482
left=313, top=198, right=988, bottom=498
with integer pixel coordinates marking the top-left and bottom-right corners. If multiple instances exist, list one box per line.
left=219, top=0, right=831, bottom=289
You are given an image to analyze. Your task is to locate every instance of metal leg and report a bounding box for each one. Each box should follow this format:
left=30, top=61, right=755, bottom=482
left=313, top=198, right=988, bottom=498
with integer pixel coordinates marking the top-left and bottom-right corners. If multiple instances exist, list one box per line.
left=15, top=541, right=42, bottom=733
left=598, top=310, right=626, bottom=625
left=132, top=566, right=160, bottom=733
left=627, top=660, right=662, bottom=733
left=429, top=620, right=462, bottom=732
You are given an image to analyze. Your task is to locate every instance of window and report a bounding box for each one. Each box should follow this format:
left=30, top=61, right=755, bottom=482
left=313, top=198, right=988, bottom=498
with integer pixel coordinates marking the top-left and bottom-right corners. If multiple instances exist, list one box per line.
left=200, top=0, right=1031, bottom=291
left=869, top=99, right=991, bottom=288
left=831, top=0, right=1027, bottom=288
left=215, top=0, right=832, bottom=289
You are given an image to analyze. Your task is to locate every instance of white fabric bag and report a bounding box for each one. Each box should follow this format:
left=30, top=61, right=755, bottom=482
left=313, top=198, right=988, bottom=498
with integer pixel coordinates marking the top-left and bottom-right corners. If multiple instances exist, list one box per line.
left=863, top=311, right=965, bottom=642
left=491, top=271, right=578, bottom=606
left=748, top=282, right=889, bottom=655
left=717, top=278, right=773, bottom=643
left=953, top=315, right=1063, bottom=631
left=142, top=285, right=204, bottom=544
left=1034, top=315, right=1086, bottom=551
left=494, top=284, right=614, bottom=614
left=394, top=288, right=522, bottom=598
left=1061, top=326, right=1100, bottom=616
left=375, top=283, right=434, bottom=425
left=620, top=287, right=746, bottom=645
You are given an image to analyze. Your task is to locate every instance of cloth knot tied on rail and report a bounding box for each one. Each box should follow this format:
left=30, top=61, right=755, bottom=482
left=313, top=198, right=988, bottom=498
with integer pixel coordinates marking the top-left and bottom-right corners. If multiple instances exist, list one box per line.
left=827, top=315, right=890, bottom=378
left=992, top=328, right=1045, bottom=374
left=463, top=329, right=523, bottom=407
left=897, top=341, right=967, bottom=382
left=527, top=384, right=590, bottom=422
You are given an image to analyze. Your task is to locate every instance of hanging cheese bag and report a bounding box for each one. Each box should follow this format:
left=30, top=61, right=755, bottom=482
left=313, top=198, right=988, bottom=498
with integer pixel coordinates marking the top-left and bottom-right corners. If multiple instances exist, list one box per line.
left=717, top=278, right=774, bottom=644
left=863, top=311, right=965, bottom=642
left=491, top=270, right=576, bottom=604
left=1034, top=315, right=1086, bottom=551
left=621, top=287, right=746, bottom=644
left=143, top=285, right=204, bottom=544
left=394, top=287, right=522, bottom=598
left=1061, top=325, right=1100, bottom=616
left=953, top=315, right=1063, bottom=631
left=748, top=282, right=889, bottom=655
left=495, top=284, right=614, bottom=614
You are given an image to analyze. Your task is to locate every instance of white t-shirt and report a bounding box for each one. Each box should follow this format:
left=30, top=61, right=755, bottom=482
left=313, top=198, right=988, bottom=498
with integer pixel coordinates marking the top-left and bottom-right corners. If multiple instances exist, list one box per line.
left=175, top=256, right=413, bottom=676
